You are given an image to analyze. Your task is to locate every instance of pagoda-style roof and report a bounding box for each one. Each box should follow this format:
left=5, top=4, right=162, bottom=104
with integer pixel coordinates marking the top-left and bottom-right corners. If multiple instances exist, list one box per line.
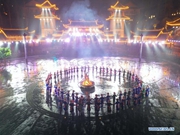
left=0, top=30, right=7, bottom=40
left=36, top=0, right=58, bottom=10
left=63, top=20, right=104, bottom=29
left=2, top=29, right=27, bottom=36
left=157, top=32, right=171, bottom=40
left=166, top=18, right=180, bottom=26
left=34, top=14, right=60, bottom=20
left=106, top=14, right=131, bottom=21
left=109, top=1, right=129, bottom=10
left=0, top=27, right=29, bottom=40
left=131, top=28, right=171, bottom=40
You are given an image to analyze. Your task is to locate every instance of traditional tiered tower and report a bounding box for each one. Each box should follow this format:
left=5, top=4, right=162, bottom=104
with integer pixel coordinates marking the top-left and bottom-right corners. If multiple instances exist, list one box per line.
left=106, top=1, right=131, bottom=39
left=34, top=0, right=60, bottom=38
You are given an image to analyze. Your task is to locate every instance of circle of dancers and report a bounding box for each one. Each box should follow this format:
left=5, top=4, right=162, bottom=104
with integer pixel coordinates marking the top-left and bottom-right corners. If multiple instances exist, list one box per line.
left=45, top=66, right=150, bottom=116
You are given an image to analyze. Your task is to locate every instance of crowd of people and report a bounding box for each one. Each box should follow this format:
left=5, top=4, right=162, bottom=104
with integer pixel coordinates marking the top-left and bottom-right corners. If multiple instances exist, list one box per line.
left=45, top=66, right=150, bottom=117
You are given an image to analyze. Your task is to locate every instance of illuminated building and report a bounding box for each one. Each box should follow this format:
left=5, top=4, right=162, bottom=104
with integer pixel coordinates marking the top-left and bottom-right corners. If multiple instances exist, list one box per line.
left=131, top=28, right=171, bottom=42
left=166, top=18, right=180, bottom=44
left=34, top=0, right=60, bottom=38
left=0, top=0, right=176, bottom=45
left=62, top=20, right=104, bottom=43
left=106, top=1, right=131, bottom=39
left=0, top=27, right=29, bottom=41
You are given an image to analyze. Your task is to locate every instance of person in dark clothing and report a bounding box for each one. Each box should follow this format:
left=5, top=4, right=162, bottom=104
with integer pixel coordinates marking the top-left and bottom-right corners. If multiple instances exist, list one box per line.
left=107, top=100, right=113, bottom=113
left=100, top=94, right=104, bottom=107
left=72, top=90, right=75, bottom=101
left=86, top=96, right=92, bottom=113
left=112, top=92, right=116, bottom=104
left=119, top=91, right=122, bottom=101
left=106, top=93, right=110, bottom=103
left=127, top=95, right=131, bottom=106
left=115, top=99, right=120, bottom=112
left=145, top=85, right=150, bottom=97
left=121, top=96, right=126, bottom=110
left=69, top=100, right=74, bottom=114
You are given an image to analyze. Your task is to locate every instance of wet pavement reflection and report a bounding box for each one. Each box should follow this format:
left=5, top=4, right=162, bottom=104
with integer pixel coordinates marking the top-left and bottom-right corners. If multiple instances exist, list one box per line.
left=0, top=56, right=180, bottom=135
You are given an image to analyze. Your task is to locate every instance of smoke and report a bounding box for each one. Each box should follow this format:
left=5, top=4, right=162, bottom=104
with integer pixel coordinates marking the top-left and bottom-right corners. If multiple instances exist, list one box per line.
left=61, top=0, right=99, bottom=21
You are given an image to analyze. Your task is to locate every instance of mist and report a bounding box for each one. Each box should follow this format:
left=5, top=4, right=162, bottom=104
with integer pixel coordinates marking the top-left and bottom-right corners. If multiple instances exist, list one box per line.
left=61, top=0, right=99, bottom=21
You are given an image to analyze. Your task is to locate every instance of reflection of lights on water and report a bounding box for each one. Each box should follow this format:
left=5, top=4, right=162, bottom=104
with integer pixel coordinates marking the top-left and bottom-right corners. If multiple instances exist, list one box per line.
left=2, top=58, right=170, bottom=97
left=5, top=65, right=26, bottom=95
left=139, top=64, right=163, bottom=83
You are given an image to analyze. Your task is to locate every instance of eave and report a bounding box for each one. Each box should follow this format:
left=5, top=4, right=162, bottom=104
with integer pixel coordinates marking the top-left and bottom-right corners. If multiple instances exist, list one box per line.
left=35, top=0, right=58, bottom=10
left=34, top=15, right=60, bottom=20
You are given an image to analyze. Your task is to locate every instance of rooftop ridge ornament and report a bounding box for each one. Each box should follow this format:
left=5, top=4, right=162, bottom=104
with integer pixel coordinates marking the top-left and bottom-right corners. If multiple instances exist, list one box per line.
left=106, top=14, right=130, bottom=21
left=110, top=1, right=129, bottom=10
left=166, top=18, right=180, bottom=26
left=36, top=0, right=59, bottom=10
left=137, top=28, right=164, bottom=32
left=63, top=20, right=104, bottom=29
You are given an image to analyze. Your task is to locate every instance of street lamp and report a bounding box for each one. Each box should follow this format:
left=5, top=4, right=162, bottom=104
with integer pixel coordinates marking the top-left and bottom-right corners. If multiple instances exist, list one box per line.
left=139, top=33, right=143, bottom=63
left=23, top=33, right=27, bottom=64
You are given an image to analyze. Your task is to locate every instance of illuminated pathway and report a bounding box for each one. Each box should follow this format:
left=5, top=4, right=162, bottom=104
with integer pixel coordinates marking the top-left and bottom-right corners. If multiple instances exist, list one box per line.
left=0, top=57, right=180, bottom=135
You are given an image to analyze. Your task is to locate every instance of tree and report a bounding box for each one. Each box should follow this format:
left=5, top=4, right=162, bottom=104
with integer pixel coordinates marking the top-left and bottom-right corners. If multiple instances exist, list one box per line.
left=0, top=47, right=11, bottom=70
left=0, top=47, right=11, bottom=60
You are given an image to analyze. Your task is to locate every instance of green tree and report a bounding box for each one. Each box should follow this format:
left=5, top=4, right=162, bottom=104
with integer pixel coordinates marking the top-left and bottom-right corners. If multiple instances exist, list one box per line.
left=0, top=47, right=11, bottom=60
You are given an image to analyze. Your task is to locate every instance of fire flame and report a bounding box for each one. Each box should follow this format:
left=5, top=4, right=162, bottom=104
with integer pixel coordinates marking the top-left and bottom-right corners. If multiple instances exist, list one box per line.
left=81, top=74, right=93, bottom=86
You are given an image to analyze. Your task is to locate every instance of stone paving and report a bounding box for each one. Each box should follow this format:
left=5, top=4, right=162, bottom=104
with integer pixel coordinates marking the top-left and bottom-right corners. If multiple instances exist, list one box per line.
left=0, top=56, right=180, bottom=135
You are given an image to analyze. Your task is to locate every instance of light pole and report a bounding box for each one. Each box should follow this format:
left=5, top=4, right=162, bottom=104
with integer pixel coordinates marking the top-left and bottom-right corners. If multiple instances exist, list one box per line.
left=139, top=34, right=143, bottom=63
left=23, top=33, right=27, bottom=64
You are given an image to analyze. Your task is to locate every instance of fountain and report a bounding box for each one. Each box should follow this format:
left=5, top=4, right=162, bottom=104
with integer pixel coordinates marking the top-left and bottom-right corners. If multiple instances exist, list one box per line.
left=80, top=73, right=95, bottom=91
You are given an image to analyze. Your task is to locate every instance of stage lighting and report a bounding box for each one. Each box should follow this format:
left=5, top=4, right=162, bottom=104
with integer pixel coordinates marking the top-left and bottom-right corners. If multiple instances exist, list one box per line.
left=46, top=38, right=52, bottom=43
left=161, top=41, right=165, bottom=44
left=65, top=38, right=70, bottom=43
left=36, top=39, right=40, bottom=43
left=133, top=40, right=137, bottom=44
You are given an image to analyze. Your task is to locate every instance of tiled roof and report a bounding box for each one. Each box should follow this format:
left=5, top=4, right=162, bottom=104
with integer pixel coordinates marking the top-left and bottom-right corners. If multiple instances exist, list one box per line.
left=133, top=28, right=164, bottom=37
left=3, top=30, right=26, bottom=36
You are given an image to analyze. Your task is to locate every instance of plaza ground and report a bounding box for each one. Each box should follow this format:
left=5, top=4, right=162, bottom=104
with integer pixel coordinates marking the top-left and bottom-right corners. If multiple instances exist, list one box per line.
left=0, top=44, right=180, bottom=135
